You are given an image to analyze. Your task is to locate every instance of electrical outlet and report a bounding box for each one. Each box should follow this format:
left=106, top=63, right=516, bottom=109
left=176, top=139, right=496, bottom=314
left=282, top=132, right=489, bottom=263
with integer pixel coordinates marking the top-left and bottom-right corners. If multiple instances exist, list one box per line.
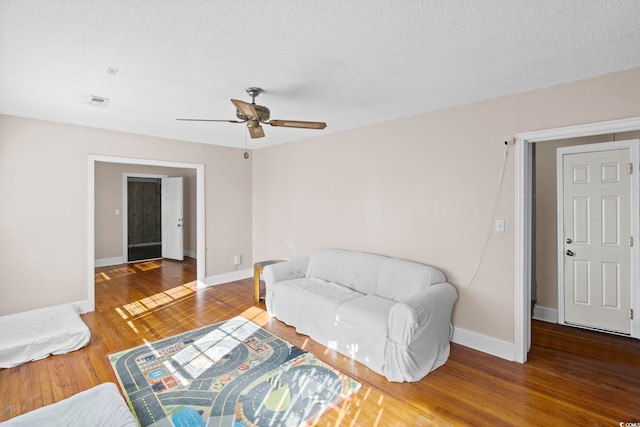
left=233, top=254, right=242, bottom=266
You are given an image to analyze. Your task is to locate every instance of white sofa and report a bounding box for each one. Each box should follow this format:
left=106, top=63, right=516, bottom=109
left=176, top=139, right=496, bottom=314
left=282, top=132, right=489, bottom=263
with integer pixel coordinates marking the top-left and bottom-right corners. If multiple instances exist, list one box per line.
left=264, top=248, right=457, bottom=382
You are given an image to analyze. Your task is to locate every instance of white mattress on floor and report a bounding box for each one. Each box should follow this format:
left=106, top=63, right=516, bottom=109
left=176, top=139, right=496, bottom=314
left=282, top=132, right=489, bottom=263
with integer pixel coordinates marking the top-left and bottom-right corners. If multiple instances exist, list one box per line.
left=0, top=382, right=138, bottom=427
left=0, top=304, right=91, bottom=369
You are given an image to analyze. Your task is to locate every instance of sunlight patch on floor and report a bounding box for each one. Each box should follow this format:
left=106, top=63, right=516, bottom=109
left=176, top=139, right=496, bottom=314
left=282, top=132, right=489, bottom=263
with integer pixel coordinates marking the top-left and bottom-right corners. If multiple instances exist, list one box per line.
left=240, top=306, right=268, bottom=326
left=119, top=282, right=198, bottom=319
left=338, top=386, right=384, bottom=427
left=300, top=338, right=309, bottom=350
left=94, top=272, right=111, bottom=283
left=95, top=266, right=138, bottom=284
left=134, top=261, right=162, bottom=271
left=127, top=320, right=139, bottom=334
left=137, top=317, right=257, bottom=387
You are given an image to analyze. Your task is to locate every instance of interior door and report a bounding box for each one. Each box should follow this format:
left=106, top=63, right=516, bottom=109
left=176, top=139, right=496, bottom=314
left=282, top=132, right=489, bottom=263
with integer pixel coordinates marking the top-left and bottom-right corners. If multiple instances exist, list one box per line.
left=560, top=146, right=631, bottom=334
left=161, top=177, right=184, bottom=261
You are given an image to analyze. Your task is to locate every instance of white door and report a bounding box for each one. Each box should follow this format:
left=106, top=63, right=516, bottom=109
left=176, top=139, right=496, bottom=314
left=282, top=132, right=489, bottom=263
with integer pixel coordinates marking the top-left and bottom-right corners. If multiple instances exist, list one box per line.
left=161, top=177, right=184, bottom=261
left=559, top=145, right=632, bottom=334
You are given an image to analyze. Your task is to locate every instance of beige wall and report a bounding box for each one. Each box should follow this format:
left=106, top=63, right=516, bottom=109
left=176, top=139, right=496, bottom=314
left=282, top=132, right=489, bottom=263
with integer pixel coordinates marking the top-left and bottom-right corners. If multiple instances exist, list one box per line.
left=534, top=130, right=640, bottom=310
left=0, top=116, right=253, bottom=315
left=252, top=67, right=640, bottom=343
left=94, top=163, right=197, bottom=260
left=1, top=68, right=639, bottom=341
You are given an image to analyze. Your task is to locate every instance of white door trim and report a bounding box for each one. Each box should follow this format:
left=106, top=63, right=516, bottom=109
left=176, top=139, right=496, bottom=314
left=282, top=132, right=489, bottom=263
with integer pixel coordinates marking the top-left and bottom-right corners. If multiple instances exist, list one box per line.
left=515, top=116, right=640, bottom=363
left=556, top=140, right=639, bottom=334
left=88, top=155, right=206, bottom=312
left=122, top=173, right=168, bottom=263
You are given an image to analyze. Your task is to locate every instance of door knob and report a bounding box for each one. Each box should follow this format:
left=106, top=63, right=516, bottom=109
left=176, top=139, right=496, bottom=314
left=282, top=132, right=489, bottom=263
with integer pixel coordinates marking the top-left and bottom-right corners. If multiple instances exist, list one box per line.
left=566, top=238, right=572, bottom=244
left=566, top=250, right=574, bottom=256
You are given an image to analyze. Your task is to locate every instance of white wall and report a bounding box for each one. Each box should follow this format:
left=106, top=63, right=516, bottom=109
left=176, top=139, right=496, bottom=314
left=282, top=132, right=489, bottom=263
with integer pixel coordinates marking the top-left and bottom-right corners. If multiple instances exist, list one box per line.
left=252, top=68, right=640, bottom=343
left=0, top=116, right=253, bottom=315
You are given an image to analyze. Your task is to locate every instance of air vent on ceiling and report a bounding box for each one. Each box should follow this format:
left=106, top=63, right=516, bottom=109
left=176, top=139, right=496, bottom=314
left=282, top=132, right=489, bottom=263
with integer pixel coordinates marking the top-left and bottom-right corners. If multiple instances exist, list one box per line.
left=85, top=95, right=110, bottom=107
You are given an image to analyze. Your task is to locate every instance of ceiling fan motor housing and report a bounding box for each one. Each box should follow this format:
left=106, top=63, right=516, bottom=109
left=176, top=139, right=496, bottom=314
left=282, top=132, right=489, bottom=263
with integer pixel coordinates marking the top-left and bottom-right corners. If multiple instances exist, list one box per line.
left=236, top=104, right=270, bottom=122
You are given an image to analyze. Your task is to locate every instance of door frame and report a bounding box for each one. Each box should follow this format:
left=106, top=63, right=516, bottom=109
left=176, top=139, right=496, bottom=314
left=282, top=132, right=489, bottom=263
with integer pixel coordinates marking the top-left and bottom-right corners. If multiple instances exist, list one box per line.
left=556, top=140, right=639, bottom=334
left=88, top=155, right=205, bottom=312
left=515, top=116, right=640, bottom=363
left=123, top=173, right=167, bottom=263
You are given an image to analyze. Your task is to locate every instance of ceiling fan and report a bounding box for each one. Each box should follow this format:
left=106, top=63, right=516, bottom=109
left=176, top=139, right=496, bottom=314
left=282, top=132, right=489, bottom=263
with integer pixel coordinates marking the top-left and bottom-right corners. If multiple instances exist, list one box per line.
left=176, top=87, right=327, bottom=139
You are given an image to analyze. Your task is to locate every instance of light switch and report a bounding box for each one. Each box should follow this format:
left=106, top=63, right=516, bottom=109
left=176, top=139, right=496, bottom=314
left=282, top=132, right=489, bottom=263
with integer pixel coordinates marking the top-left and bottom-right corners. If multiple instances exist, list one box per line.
left=496, top=219, right=505, bottom=232
left=115, top=209, right=120, bottom=216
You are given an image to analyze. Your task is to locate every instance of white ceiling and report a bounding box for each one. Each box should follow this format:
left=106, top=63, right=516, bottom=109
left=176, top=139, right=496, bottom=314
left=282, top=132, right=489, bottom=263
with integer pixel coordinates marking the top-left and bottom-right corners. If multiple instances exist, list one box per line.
left=1, top=1, right=640, bottom=149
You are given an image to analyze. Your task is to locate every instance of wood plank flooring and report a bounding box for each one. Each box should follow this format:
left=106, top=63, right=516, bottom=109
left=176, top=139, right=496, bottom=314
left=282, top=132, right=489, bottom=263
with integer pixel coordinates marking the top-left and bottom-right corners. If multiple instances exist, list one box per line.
left=1, top=258, right=639, bottom=425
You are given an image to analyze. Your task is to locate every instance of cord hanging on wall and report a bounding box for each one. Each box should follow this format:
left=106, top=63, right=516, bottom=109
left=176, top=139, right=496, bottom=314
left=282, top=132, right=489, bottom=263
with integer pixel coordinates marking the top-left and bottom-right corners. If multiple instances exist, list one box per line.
left=466, top=140, right=512, bottom=288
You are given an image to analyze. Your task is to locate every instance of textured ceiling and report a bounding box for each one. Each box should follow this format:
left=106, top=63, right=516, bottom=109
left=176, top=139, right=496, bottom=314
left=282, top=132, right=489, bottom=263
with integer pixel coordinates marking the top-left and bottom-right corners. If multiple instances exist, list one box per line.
left=1, top=1, right=640, bottom=149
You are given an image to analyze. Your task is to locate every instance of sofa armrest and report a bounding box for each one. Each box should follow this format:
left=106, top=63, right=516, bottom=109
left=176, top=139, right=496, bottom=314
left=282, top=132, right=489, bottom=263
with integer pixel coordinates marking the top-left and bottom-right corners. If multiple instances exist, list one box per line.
left=385, top=282, right=458, bottom=381
left=263, top=257, right=309, bottom=288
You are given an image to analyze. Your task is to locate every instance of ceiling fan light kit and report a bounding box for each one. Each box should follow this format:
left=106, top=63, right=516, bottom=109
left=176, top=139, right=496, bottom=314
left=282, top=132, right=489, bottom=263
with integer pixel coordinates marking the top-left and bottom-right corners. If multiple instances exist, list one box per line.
left=177, top=87, right=327, bottom=139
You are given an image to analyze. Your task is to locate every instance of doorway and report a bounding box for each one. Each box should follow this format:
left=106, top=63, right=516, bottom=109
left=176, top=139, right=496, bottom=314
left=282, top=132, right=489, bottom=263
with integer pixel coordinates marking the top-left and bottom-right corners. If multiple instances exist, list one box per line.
left=123, top=174, right=186, bottom=263
left=88, top=155, right=206, bottom=313
left=557, top=141, right=637, bottom=335
left=126, top=176, right=163, bottom=262
left=515, top=117, right=640, bottom=363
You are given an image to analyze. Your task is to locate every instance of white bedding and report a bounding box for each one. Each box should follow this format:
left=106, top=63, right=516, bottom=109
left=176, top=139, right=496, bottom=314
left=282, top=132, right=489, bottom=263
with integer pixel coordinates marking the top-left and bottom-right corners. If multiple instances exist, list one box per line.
left=0, top=382, right=138, bottom=427
left=0, top=304, right=91, bottom=369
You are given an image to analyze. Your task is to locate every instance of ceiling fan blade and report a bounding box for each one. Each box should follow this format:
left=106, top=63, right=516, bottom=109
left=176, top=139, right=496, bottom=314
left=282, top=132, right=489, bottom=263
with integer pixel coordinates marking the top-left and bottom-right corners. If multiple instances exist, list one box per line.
left=231, top=99, right=258, bottom=118
left=269, top=120, right=327, bottom=130
left=176, top=118, right=245, bottom=123
left=248, top=123, right=265, bottom=138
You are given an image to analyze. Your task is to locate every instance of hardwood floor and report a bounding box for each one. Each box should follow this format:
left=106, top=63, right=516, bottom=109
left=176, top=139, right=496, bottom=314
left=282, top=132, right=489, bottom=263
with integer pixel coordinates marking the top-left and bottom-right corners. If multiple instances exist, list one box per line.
left=1, top=258, right=639, bottom=426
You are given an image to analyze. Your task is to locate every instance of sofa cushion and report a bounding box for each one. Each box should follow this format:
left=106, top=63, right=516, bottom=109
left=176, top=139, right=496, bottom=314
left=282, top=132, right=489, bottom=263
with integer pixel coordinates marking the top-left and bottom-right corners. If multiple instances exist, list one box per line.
left=306, top=248, right=387, bottom=295
left=376, top=257, right=446, bottom=302
left=336, top=295, right=394, bottom=338
left=268, top=278, right=363, bottom=333
left=330, top=295, right=396, bottom=373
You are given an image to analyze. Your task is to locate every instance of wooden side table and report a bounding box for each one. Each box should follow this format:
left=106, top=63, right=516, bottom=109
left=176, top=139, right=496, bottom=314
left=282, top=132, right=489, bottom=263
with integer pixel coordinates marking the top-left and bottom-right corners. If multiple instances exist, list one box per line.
left=253, top=260, right=283, bottom=303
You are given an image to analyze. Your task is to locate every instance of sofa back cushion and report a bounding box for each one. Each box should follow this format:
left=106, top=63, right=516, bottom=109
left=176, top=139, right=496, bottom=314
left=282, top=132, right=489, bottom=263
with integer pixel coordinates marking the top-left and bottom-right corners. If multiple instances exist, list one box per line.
left=306, top=248, right=446, bottom=301
left=376, top=257, right=446, bottom=302
left=306, top=248, right=386, bottom=295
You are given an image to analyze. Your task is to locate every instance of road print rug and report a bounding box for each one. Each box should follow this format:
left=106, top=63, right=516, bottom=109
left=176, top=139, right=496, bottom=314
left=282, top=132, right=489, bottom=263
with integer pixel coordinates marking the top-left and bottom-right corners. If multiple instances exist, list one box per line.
left=108, top=316, right=361, bottom=427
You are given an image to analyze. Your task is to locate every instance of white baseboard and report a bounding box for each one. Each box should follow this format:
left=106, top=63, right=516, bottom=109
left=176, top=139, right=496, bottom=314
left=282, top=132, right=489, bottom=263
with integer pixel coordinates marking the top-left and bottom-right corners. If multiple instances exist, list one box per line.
left=452, top=327, right=516, bottom=361
left=95, top=256, right=124, bottom=267
left=532, top=305, right=559, bottom=323
left=201, top=269, right=253, bottom=288
left=96, top=251, right=196, bottom=266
